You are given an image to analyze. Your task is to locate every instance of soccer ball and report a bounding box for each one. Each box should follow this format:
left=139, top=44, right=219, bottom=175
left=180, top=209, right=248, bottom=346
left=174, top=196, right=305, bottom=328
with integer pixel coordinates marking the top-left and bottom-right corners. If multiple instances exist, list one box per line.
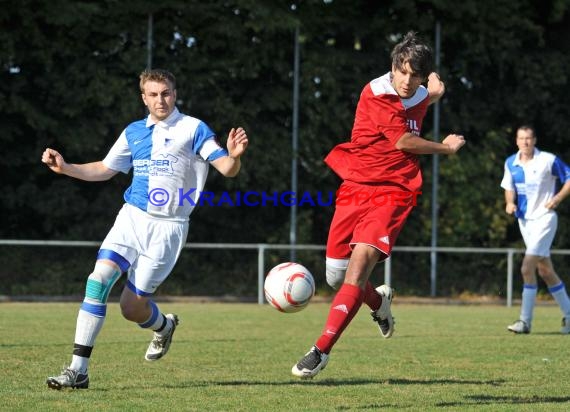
left=264, top=262, right=315, bottom=313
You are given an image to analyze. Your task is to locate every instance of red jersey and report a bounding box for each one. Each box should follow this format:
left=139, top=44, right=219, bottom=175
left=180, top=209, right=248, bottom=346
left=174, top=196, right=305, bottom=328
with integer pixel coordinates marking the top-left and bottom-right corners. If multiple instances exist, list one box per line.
left=324, top=72, right=430, bottom=191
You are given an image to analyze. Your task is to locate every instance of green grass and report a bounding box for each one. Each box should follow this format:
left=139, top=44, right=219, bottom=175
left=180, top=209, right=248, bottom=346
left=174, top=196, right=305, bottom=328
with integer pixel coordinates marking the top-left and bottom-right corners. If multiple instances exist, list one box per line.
left=1, top=302, right=569, bottom=411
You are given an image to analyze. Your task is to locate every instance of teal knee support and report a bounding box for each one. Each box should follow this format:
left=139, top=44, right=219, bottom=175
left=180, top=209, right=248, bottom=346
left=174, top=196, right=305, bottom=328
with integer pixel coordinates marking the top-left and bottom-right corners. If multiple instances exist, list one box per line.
left=85, top=262, right=122, bottom=303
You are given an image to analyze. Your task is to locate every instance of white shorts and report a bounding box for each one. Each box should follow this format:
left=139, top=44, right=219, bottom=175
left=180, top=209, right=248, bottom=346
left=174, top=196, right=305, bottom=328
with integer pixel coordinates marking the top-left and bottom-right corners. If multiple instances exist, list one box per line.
left=518, top=212, right=557, bottom=257
left=99, top=203, right=189, bottom=295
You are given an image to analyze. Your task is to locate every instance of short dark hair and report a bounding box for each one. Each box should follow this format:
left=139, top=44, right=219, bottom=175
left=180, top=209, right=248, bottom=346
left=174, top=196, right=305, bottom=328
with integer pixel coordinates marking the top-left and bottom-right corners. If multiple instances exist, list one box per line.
left=517, top=125, right=536, bottom=138
left=139, top=69, right=176, bottom=93
left=391, top=32, right=433, bottom=79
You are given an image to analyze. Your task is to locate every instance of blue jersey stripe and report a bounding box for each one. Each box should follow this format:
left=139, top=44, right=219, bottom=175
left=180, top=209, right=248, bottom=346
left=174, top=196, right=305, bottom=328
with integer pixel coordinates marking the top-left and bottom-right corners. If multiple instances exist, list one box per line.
left=505, top=154, right=527, bottom=218
left=192, top=121, right=216, bottom=154
left=124, top=122, right=154, bottom=210
left=552, top=157, right=570, bottom=184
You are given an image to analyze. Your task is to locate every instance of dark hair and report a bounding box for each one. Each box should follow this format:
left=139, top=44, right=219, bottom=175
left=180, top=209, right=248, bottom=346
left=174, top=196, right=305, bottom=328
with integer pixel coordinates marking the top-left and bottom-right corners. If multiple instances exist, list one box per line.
left=391, top=32, right=433, bottom=79
left=517, top=125, right=536, bottom=138
left=139, top=69, right=176, bottom=93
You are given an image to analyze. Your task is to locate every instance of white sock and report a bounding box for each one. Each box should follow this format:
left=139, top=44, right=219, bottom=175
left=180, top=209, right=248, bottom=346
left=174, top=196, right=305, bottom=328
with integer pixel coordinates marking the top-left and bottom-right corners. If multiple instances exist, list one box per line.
left=549, top=282, right=570, bottom=316
left=138, top=300, right=171, bottom=336
left=155, top=316, right=173, bottom=337
left=520, top=284, right=537, bottom=325
left=70, top=355, right=89, bottom=374
left=69, top=302, right=106, bottom=373
left=74, top=305, right=106, bottom=346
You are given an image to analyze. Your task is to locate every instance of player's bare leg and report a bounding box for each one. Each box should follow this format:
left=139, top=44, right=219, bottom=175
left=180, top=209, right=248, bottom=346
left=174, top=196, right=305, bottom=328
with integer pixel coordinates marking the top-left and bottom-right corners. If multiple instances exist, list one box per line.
left=537, top=258, right=570, bottom=334
left=120, top=287, right=179, bottom=361
left=293, top=244, right=385, bottom=378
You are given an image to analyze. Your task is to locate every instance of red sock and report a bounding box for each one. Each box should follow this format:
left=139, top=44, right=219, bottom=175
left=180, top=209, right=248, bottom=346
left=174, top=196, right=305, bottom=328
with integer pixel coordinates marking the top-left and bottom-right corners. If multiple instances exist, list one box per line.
left=315, top=283, right=364, bottom=354
left=363, top=281, right=381, bottom=311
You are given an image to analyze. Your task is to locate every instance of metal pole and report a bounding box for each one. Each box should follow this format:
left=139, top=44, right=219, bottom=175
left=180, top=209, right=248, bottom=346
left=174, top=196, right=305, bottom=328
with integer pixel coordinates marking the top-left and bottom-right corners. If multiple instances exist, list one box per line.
left=507, top=249, right=514, bottom=307
left=430, top=21, right=441, bottom=297
left=258, top=244, right=267, bottom=305
left=147, top=13, right=153, bottom=70
left=290, top=25, right=300, bottom=262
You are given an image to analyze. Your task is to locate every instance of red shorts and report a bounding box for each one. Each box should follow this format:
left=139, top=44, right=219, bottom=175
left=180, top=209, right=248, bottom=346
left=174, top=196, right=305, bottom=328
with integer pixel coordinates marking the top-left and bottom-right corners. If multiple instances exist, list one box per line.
left=326, top=181, right=417, bottom=260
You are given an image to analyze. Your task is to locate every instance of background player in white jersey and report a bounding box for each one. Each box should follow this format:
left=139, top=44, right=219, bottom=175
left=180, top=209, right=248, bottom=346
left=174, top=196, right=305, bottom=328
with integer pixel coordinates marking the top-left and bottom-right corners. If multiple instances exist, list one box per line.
left=501, top=125, right=570, bottom=334
left=292, top=32, right=465, bottom=379
left=42, top=69, right=248, bottom=389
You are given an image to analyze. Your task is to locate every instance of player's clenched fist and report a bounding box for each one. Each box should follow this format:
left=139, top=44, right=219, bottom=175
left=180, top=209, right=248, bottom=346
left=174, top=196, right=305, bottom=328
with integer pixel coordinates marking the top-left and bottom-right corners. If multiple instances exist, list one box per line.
left=442, top=134, right=466, bottom=154
left=42, top=148, right=66, bottom=174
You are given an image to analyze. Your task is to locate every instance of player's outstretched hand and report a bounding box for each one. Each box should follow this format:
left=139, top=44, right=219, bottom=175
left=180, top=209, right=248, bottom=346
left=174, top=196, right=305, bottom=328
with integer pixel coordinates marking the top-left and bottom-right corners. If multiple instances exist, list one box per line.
left=41, top=148, right=67, bottom=174
left=442, top=134, right=466, bottom=154
left=227, top=127, right=248, bottom=158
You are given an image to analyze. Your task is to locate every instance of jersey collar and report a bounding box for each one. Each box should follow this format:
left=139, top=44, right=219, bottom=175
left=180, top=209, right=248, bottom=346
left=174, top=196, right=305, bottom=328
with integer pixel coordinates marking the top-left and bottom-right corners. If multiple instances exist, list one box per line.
left=513, top=147, right=540, bottom=166
left=145, top=107, right=181, bottom=129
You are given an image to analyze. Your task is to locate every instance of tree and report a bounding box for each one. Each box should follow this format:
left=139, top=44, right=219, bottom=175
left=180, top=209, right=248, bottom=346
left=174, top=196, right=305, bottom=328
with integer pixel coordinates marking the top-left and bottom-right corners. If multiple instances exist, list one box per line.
left=2, top=0, right=570, bottom=295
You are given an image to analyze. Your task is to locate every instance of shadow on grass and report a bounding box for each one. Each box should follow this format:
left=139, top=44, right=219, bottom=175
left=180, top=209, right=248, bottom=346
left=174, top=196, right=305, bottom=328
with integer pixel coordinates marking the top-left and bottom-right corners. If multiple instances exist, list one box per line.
left=73, top=377, right=508, bottom=395
left=437, top=394, right=570, bottom=406
left=300, top=377, right=506, bottom=387
left=149, top=377, right=507, bottom=388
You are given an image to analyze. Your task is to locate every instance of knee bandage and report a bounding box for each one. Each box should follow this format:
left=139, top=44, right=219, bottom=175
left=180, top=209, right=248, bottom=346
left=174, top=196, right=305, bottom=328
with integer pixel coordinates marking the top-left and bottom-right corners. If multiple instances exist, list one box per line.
left=85, top=262, right=122, bottom=304
left=326, top=257, right=349, bottom=290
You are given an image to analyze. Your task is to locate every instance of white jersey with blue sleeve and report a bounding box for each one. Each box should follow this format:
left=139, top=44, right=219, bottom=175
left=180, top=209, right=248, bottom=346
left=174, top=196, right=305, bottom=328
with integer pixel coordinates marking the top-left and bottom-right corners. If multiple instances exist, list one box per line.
left=500, top=148, right=570, bottom=220
left=102, top=107, right=227, bottom=221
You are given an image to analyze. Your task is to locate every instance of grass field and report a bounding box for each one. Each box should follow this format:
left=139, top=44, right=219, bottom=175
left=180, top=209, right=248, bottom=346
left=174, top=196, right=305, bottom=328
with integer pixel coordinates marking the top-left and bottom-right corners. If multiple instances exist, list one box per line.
left=1, top=301, right=569, bottom=411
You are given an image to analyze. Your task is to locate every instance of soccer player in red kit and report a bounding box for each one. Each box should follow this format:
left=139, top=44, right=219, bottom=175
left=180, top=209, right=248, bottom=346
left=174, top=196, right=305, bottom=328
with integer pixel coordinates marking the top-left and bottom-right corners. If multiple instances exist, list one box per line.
left=292, top=32, right=466, bottom=378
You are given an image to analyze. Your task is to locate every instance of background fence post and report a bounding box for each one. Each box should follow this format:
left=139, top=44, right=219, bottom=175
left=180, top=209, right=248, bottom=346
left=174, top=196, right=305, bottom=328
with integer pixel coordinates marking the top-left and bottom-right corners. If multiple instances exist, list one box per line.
left=258, top=244, right=267, bottom=305
left=507, top=249, right=514, bottom=307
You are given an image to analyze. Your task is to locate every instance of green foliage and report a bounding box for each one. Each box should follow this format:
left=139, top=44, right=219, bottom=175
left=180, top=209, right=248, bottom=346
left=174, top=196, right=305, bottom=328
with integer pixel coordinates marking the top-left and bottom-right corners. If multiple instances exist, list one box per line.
left=2, top=0, right=570, bottom=295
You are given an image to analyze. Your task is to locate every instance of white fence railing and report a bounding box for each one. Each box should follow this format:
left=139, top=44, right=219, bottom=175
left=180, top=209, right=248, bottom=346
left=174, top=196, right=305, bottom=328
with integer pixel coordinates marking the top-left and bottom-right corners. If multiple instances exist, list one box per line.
left=2, top=240, right=570, bottom=307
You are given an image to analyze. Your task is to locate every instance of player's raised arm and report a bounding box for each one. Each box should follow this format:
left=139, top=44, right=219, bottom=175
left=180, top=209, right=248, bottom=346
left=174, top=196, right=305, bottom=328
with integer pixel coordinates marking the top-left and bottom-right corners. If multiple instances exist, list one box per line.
left=41, top=148, right=118, bottom=182
left=427, top=72, right=445, bottom=104
left=210, top=127, right=249, bottom=177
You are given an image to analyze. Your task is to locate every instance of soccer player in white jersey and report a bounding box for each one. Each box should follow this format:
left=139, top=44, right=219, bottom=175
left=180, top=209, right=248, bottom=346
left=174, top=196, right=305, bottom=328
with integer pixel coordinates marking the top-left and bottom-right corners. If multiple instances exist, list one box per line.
left=501, top=125, right=570, bottom=334
left=42, top=69, right=248, bottom=389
